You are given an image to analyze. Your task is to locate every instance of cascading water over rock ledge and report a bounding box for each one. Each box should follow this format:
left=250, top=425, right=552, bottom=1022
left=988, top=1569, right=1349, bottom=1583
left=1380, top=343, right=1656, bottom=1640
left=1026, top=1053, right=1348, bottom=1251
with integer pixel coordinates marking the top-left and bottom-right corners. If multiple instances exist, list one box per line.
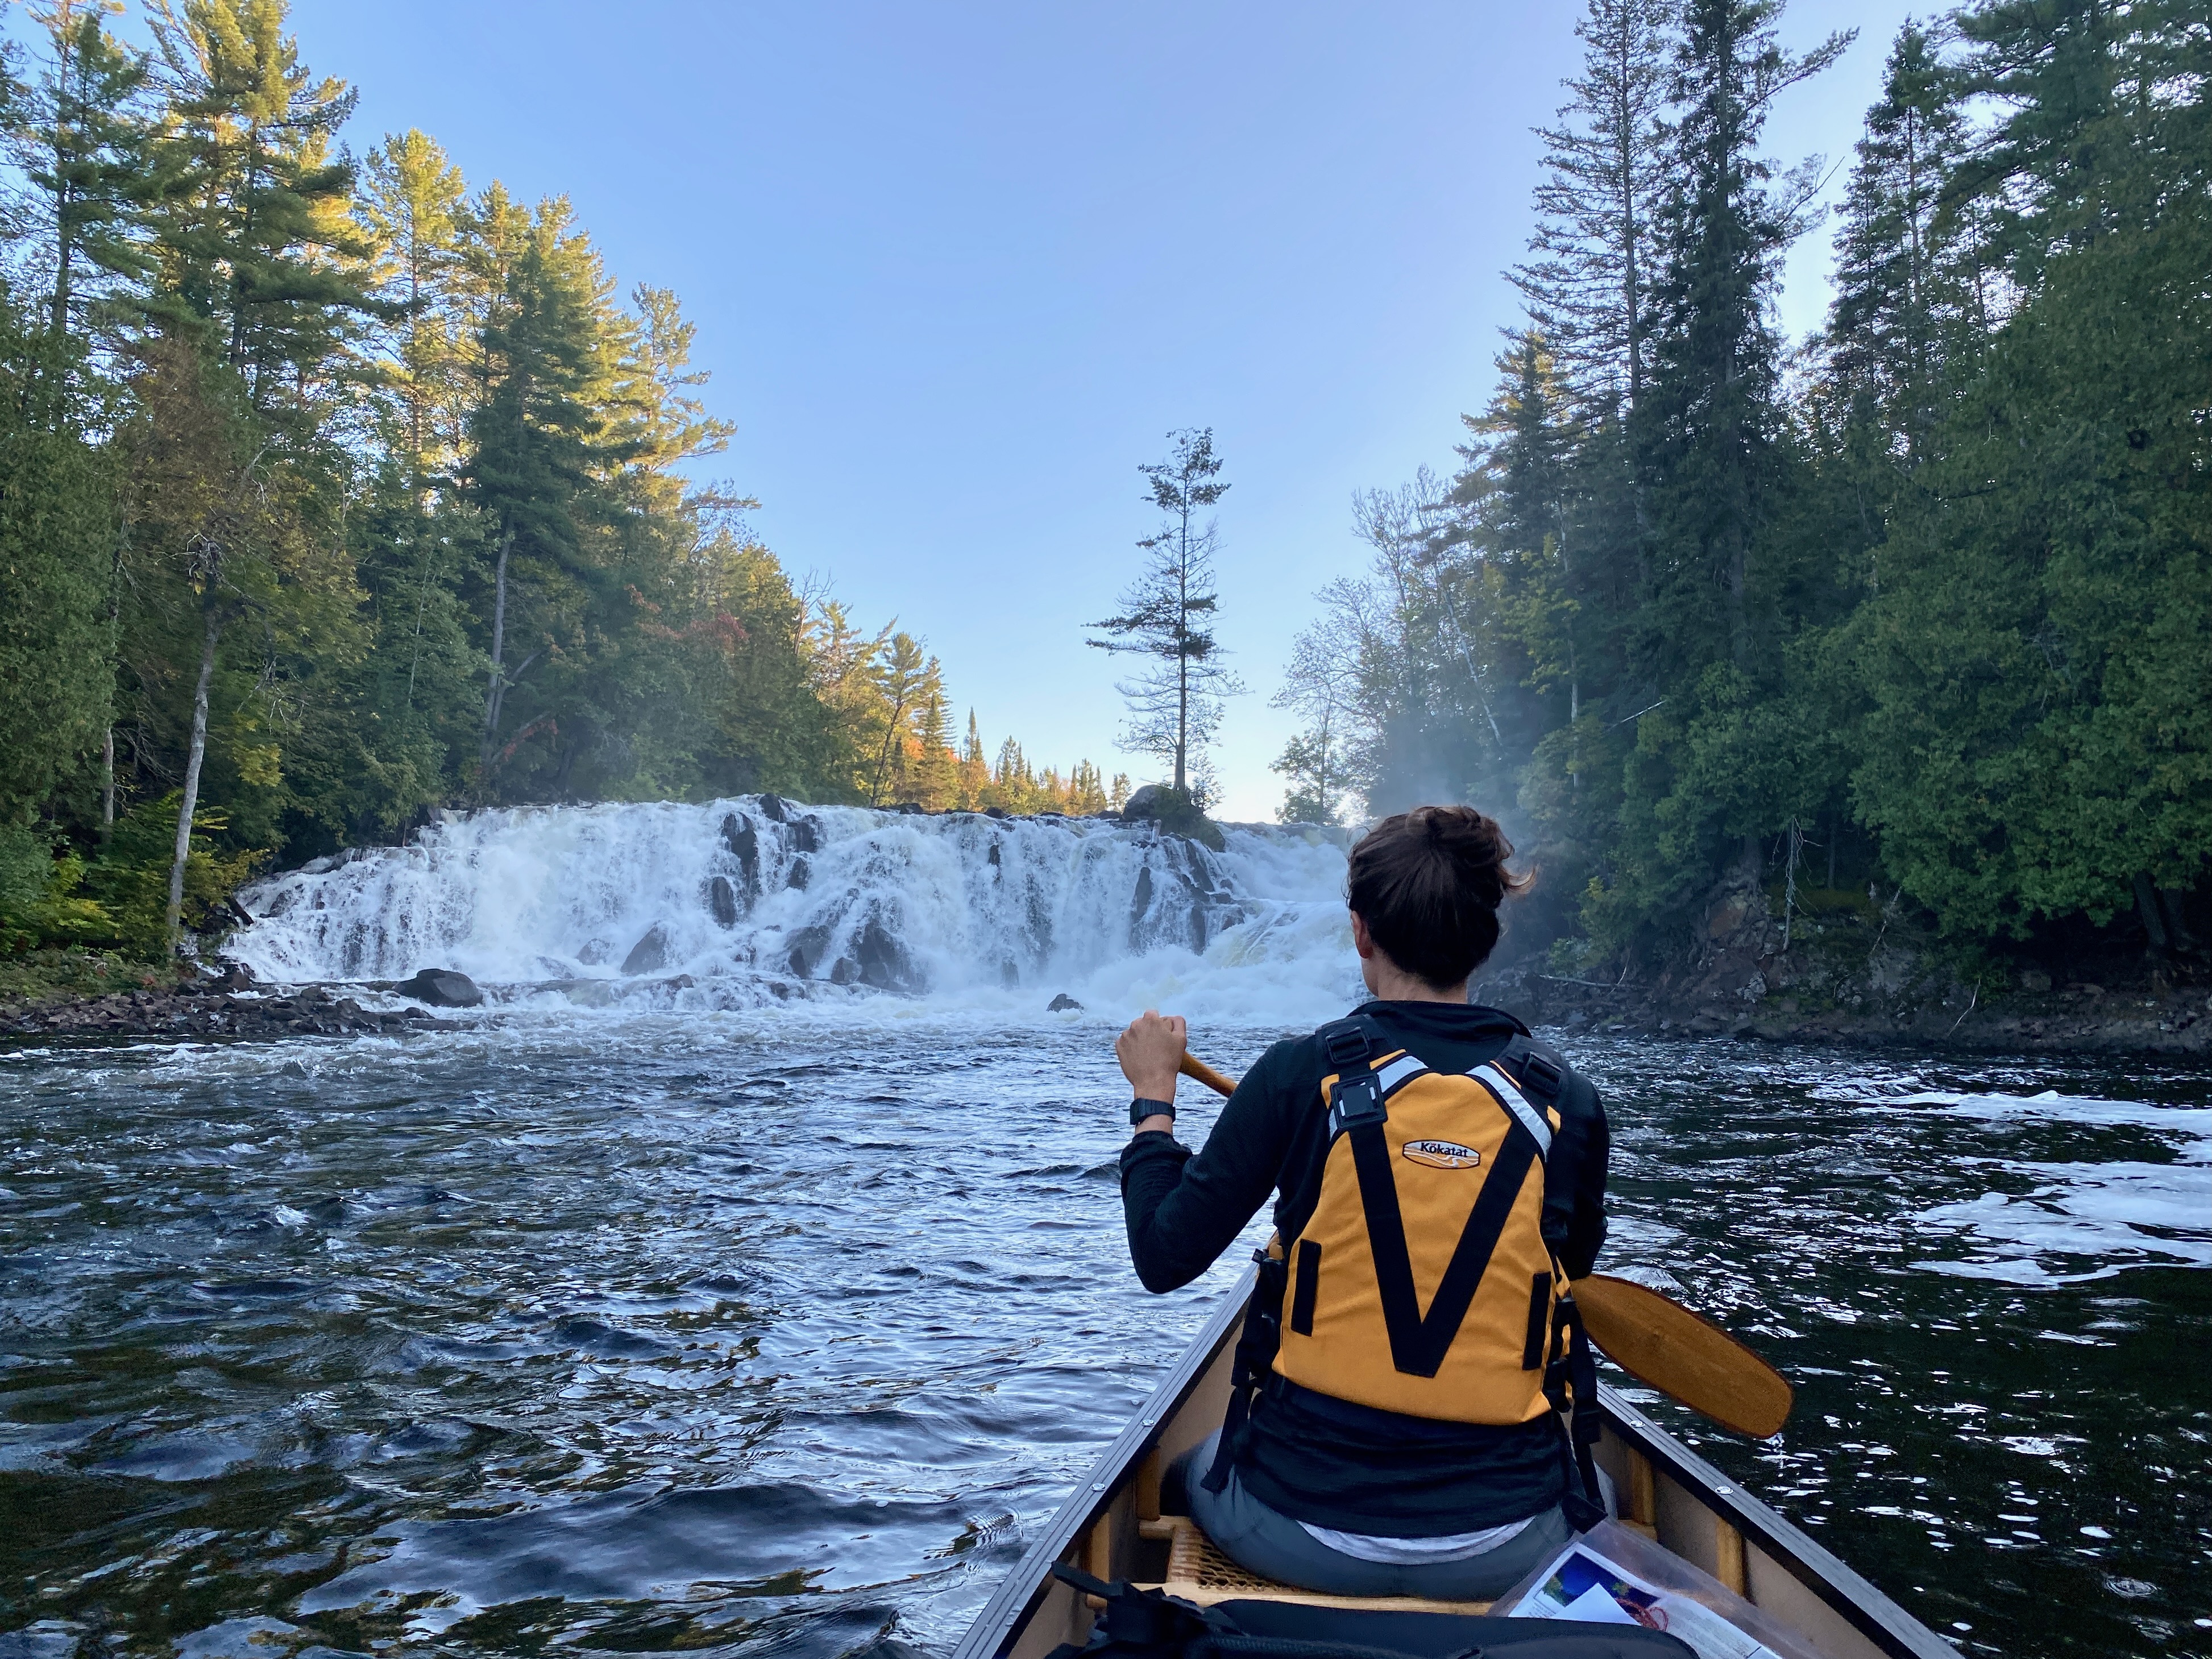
left=228, top=797, right=1356, bottom=1015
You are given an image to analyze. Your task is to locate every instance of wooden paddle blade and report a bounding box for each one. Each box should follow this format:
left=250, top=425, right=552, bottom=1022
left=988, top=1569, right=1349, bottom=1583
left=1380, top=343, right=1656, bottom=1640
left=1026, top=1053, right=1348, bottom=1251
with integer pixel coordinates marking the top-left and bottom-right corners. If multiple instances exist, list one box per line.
left=1571, top=1273, right=1792, bottom=1439
left=1180, top=1053, right=1238, bottom=1098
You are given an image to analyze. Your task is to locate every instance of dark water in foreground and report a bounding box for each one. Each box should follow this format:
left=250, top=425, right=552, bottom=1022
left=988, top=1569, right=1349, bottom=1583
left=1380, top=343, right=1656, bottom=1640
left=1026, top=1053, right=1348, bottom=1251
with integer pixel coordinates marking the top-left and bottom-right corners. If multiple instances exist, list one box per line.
left=1, top=1017, right=2206, bottom=1659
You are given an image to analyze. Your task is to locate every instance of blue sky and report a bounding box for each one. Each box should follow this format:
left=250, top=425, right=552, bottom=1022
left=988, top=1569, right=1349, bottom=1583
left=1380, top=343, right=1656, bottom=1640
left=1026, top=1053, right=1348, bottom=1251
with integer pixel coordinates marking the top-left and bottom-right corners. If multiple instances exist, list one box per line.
left=118, top=2, right=1921, bottom=820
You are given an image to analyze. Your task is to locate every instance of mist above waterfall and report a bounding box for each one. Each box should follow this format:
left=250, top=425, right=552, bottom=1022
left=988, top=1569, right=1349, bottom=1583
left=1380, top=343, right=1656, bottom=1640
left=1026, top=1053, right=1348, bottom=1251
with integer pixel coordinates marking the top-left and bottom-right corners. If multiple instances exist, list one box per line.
left=229, top=798, right=1359, bottom=1023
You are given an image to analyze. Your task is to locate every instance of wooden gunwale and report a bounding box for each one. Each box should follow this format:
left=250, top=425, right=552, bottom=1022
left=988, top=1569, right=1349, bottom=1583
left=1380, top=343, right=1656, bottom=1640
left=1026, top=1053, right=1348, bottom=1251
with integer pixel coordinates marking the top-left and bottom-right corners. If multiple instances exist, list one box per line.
left=953, top=1269, right=1960, bottom=1659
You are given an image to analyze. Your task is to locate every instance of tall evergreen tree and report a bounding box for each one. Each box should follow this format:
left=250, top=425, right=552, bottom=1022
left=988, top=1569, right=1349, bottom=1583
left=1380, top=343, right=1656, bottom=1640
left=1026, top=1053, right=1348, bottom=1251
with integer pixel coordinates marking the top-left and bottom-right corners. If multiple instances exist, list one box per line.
left=0, top=317, right=116, bottom=824
left=359, top=127, right=467, bottom=478
left=1512, top=0, right=1678, bottom=417
left=1638, top=0, right=1847, bottom=677
left=1088, top=429, right=1240, bottom=795
left=143, top=0, right=377, bottom=417
left=464, top=199, right=622, bottom=789
left=1828, top=20, right=1976, bottom=466
left=13, top=1, right=157, bottom=351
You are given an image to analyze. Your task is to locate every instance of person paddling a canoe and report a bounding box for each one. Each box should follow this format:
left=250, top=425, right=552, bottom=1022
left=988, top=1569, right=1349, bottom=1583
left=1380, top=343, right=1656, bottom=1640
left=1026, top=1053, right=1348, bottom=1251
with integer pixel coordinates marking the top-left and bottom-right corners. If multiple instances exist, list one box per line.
left=1114, top=804, right=1610, bottom=1600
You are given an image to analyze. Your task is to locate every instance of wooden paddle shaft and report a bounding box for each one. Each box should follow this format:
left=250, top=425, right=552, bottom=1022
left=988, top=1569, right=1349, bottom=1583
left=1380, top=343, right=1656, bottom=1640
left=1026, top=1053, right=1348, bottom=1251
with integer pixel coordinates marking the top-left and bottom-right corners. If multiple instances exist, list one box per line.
left=1178, top=1052, right=1238, bottom=1098
left=1172, top=1046, right=1792, bottom=1438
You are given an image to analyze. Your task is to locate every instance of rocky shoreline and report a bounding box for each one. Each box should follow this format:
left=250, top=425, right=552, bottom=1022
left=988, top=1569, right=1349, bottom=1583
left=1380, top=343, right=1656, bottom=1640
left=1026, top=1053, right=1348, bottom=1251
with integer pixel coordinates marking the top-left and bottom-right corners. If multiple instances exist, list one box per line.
left=3, top=975, right=447, bottom=1041
left=1493, top=969, right=2210, bottom=1056
left=1480, top=869, right=2211, bottom=1059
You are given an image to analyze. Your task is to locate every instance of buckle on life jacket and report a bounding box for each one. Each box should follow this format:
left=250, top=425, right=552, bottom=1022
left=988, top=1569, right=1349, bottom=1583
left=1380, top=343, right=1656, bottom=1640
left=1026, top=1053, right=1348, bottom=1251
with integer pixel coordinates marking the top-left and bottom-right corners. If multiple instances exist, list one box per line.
left=1319, top=1018, right=1373, bottom=1071
left=1325, top=1071, right=1387, bottom=1138
left=1497, top=1034, right=1566, bottom=1105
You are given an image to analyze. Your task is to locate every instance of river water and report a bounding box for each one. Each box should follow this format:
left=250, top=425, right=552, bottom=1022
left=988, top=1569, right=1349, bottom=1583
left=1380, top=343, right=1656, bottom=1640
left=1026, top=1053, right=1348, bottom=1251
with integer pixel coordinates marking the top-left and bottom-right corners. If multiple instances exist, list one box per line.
left=2, top=802, right=2207, bottom=1659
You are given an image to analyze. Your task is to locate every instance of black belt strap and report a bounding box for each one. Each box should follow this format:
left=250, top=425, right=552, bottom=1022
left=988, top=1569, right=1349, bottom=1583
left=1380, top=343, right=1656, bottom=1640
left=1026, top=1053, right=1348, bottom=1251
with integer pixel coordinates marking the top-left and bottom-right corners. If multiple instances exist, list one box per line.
left=1201, top=1248, right=1285, bottom=1495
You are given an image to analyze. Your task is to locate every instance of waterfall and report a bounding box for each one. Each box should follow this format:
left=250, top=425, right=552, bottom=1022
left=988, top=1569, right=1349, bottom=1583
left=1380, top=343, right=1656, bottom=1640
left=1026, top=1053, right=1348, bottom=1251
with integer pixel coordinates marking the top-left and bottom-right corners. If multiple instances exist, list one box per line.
left=228, top=798, right=1358, bottom=1017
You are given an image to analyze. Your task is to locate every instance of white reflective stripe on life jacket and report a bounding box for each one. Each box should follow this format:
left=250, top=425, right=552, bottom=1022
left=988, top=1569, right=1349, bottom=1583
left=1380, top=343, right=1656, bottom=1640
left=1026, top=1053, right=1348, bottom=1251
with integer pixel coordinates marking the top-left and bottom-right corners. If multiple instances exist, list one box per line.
left=1472, top=1061, right=1553, bottom=1157
left=1372, top=1054, right=1429, bottom=1096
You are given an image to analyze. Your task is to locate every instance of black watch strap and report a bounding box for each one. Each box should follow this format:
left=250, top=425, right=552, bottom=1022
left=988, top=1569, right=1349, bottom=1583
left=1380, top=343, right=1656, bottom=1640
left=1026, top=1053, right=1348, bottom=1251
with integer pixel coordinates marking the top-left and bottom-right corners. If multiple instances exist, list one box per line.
left=1130, top=1096, right=1176, bottom=1127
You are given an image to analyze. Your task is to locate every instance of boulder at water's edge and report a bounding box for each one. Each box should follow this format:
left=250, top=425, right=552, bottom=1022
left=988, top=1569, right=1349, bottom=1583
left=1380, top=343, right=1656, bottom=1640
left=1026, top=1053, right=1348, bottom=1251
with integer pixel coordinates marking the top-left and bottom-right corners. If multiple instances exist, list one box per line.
left=396, top=968, right=483, bottom=1007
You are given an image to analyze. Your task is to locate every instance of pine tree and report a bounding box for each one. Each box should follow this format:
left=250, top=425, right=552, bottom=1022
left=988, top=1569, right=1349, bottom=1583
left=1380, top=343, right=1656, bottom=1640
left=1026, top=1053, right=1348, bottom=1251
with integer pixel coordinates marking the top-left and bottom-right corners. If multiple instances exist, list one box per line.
left=863, top=632, right=930, bottom=806
left=910, top=682, right=954, bottom=810
left=1512, top=0, right=1678, bottom=417
left=1638, top=0, right=1846, bottom=678
left=465, top=199, right=624, bottom=788
left=143, top=0, right=377, bottom=417
left=0, top=316, right=117, bottom=823
left=359, top=128, right=467, bottom=478
left=954, top=708, right=988, bottom=806
left=1827, top=21, right=1976, bottom=466
left=1952, top=0, right=2138, bottom=287
left=14, top=1, right=157, bottom=351
left=1088, top=428, right=1242, bottom=795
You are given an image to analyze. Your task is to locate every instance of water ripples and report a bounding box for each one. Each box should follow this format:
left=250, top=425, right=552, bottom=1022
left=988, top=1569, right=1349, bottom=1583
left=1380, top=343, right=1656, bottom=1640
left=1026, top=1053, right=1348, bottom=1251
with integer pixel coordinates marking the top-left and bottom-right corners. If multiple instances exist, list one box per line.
left=0, top=1018, right=2206, bottom=1659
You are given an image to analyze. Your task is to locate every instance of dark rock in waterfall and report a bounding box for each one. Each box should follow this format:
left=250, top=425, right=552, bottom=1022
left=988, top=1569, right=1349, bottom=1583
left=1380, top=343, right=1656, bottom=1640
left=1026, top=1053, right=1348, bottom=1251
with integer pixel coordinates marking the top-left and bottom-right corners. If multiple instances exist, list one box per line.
left=1128, top=865, right=1154, bottom=944
left=578, top=938, right=616, bottom=966
left=708, top=876, right=740, bottom=927
left=1120, top=785, right=1227, bottom=851
left=894, top=802, right=924, bottom=815
left=396, top=968, right=483, bottom=1007
left=621, top=924, right=673, bottom=976
left=720, top=812, right=760, bottom=892
left=985, top=807, right=1008, bottom=819
left=786, top=924, right=833, bottom=978
left=790, top=816, right=821, bottom=853
left=986, top=840, right=1002, bottom=868
left=786, top=856, right=811, bottom=890
left=853, top=916, right=921, bottom=992
left=756, top=793, right=789, bottom=823
left=1048, top=992, right=1083, bottom=1012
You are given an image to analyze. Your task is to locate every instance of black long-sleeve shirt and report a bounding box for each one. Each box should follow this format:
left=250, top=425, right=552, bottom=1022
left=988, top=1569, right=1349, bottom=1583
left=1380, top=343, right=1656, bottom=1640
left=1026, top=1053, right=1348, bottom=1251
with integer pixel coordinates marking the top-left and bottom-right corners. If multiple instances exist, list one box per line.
left=1119, top=1001, right=1609, bottom=1536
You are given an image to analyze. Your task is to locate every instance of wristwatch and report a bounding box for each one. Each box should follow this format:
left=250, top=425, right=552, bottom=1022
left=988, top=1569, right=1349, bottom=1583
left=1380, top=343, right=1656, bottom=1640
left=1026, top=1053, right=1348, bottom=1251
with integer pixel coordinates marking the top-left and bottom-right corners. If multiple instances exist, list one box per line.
left=1129, top=1097, right=1177, bottom=1127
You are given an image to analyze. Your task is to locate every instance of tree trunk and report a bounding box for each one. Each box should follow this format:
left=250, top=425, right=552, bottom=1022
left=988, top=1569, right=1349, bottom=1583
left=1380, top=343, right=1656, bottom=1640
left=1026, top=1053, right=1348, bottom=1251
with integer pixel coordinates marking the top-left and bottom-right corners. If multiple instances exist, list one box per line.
left=165, top=605, right=221, bottom=950
left=480, top=526, right=514, bottom=769
left=1174, top=511, right=1190, bottom=795
left=2134, top=873, right=2170, bottom=954
left=100, top=728, right=115, bottom=840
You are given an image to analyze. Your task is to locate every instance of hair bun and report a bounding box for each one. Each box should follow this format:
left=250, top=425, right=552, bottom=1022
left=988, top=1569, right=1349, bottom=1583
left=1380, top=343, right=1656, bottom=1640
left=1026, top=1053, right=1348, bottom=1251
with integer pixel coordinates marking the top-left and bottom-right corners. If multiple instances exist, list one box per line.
left=1346, top=805, right=1529, bottom=989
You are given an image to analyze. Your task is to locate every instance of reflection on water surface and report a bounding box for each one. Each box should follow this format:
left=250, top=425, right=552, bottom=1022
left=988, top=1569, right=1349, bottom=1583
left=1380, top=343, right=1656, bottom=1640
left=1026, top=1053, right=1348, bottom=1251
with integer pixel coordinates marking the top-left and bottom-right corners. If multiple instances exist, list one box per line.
left=1, top=1016, right=2206, bottom=1659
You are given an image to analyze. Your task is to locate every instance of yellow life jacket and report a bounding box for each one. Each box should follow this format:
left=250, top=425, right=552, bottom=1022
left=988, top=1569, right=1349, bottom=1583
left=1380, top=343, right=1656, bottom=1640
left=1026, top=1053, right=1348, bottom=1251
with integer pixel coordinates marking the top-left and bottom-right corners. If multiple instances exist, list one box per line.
left=1272, top=1019, right=1571, bottom=1425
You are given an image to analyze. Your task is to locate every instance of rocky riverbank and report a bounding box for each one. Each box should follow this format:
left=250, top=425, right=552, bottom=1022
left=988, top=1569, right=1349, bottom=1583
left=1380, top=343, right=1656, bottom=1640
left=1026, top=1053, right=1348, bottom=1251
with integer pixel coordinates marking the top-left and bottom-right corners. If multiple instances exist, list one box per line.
left=1481, top=870, right=2211, bottom=1057
left=3, top=970, right=446, bottom=1041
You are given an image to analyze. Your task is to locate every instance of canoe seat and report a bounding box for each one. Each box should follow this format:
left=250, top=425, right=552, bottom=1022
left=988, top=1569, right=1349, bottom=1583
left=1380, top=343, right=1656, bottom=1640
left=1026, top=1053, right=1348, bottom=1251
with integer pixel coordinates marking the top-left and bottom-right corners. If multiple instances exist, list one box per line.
left=1135, top=1516, right=1493, bottom=1616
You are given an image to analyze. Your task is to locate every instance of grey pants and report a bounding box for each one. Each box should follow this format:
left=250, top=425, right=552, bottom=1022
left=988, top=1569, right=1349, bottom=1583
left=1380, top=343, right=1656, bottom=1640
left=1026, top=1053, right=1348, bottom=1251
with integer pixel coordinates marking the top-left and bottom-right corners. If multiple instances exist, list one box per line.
left=1173, top=1432, right=1572, bottom=1600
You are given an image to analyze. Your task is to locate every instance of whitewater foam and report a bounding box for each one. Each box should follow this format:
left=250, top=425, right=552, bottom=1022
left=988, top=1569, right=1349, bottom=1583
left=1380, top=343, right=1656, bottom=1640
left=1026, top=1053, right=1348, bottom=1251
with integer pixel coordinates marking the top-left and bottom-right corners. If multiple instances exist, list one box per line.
left=229, top=798, right=1363, bottom=1026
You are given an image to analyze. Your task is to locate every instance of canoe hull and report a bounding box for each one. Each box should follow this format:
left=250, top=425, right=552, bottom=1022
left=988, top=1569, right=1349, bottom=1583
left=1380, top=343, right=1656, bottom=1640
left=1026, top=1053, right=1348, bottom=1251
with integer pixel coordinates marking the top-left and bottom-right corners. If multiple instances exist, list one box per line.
left=955, top=1272, right=1958, bottom=1659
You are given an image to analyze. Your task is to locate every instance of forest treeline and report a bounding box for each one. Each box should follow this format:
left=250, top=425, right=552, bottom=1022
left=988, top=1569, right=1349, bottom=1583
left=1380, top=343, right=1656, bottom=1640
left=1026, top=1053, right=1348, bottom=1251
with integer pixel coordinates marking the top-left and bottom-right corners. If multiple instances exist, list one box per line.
left=1271, top=0, right=2208, bottom=974
left=0, top=0, right=1115, bottom=957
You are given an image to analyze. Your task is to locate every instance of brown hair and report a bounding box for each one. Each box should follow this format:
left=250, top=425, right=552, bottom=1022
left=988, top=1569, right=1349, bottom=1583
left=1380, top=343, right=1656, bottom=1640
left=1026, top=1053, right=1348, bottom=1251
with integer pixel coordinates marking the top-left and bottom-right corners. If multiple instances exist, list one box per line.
left=1345, top=805, right=1529, bottom=989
